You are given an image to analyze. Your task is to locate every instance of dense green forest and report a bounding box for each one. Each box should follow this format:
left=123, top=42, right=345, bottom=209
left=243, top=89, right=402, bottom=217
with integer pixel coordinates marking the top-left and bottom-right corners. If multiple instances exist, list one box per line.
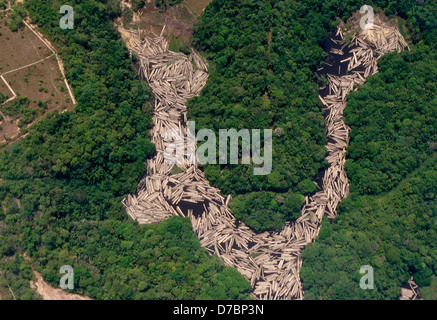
left=189, top=0, right=328, bottom=231
left=0, top=0, right=251, bottom=299
left=300, top=1, right=437, bottom=299
left=188, top=0, right=436, bottom=232
left=0, top=0, right=435, bottom=300
left=188, top=0, right=436, bottom=298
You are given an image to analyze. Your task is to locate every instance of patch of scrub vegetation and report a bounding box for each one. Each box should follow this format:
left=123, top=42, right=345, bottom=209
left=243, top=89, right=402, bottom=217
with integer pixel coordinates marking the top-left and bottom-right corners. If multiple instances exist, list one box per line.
left=8, top=2, right=26, bottom=32
left=420, top=276, right=437, bottom=300
left=171, top=165, right=184, bottom=175
left=0, top=92, right=7, bottom=104
left=168, top=34, right=190, bottom=54
left=155, top=0, right=182, bottom=12
left=0, top=96, right=38, bottom=127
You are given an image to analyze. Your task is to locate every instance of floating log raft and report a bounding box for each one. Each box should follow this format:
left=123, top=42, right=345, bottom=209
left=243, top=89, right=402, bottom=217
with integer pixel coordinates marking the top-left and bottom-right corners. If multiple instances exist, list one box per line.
left=399, top=277, right=422, bottom=300
left=358, top=15, right=410, bottom=55
left=120, top=19, right=410, bottom=300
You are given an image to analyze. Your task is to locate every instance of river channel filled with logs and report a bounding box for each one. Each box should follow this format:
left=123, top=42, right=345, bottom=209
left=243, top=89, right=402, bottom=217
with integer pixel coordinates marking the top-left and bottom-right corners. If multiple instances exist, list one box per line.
left=119, top=15, right=411, bottom=300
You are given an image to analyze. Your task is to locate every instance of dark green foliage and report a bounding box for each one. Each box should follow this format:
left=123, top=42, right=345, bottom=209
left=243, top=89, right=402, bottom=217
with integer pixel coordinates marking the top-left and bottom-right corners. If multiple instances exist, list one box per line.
left=301, top=0, right=437, bottom=299
left=301, top=158, right=437, bottom=299
left=131, top=0, right=146, bottom=11
left=8, top=3, right=26, bottom=32
left=230, top=191, right=304, bottom=231
left=11, top=0, right=158, bottom=196
left=188, top=0, right=335, bottom=230
left=155, top=0, right=182, bottom=12
left=106, top=0, right=122, bottom=19
left=0, top=177, right=251, bottom=299
left=0, top=92, right=7, bottom=105
left=1, top=96, right=38, bottom=128
left=345, top=44, right=437, bottom=195
left=187, top=0, right=436, bottom=233
left=1, top=0, right=435, bottom=300
left=0, top=255, right=41, bottom=300
left=0, top=0, right=251, bottom=300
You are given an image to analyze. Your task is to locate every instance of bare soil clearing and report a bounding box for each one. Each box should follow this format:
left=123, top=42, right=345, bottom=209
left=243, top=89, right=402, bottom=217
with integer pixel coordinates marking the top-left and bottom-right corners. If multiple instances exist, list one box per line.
left=121, top=1, right=212, bottom=48
left=184, top=0, right=211, bottom=16
left=21, top=253, right=91, bottom=300
left=0, top=13, right=75, bottom=145
left=30, top=270, right=92, bottom=300
left=0, top=22, right=52, bottom=72
left=4, top=58, right=74, bottom=111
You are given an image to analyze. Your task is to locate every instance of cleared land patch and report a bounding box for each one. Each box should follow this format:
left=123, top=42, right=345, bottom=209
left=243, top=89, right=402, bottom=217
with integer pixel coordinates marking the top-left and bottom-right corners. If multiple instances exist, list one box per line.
left=184, top=0, right=211, bottom=16
left=0, top=21, right=52, bottom=72
left=4, top=58, right=73, bottom=111
left=0, top=14, right=74, bottom=144
left=2, top=59, right=73, bottom=123
left=120, top=0, right=213, bottom=50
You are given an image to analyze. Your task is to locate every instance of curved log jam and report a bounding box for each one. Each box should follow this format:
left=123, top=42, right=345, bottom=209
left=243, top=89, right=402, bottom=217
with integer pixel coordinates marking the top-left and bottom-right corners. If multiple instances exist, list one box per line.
left=120, top=15, right=409, bottom=300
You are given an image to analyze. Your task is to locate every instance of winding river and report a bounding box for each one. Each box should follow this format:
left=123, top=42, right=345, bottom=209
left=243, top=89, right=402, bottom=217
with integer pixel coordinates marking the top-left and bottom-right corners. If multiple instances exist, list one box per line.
left=120, top=14, right=409, bottom=300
